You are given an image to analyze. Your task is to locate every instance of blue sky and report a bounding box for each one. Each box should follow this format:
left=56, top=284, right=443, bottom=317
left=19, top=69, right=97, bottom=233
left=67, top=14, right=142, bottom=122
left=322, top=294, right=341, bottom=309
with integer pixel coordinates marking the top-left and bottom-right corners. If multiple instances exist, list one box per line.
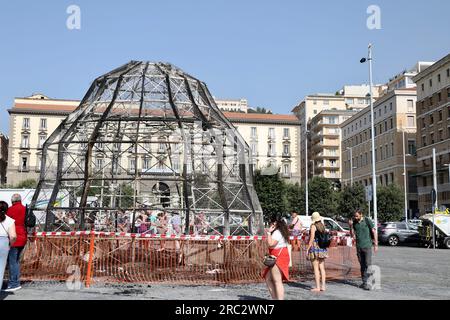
left=1, top=0, right=449, bottom=133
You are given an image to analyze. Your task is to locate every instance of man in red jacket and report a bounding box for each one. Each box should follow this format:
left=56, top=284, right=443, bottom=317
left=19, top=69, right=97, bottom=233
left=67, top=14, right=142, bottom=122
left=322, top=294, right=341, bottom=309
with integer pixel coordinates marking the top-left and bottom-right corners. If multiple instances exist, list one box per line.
left=4, top=194, right=27, bottom=292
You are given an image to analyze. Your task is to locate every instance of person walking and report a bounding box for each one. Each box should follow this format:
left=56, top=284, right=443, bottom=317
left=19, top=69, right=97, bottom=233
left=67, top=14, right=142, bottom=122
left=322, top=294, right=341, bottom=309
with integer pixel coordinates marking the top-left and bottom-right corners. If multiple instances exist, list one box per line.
left=262, top=215, right=290, bottom=300
left=305, top=212, right=328, bottom=292
left=5, top=194, right=27, bottom=292
left=349, top=209, right=378, bottom=290
left=0, top=201, right=17, bottom=290
left=289, top=212, right=303, bottom=236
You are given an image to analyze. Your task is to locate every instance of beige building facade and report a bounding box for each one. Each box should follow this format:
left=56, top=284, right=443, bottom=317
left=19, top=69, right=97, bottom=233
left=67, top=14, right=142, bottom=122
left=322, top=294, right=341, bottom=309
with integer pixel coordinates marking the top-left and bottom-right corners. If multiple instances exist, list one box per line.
left=223, top=112, right=301, bottom=184
left=292, top=85, right=384, bottom=184
left=413, top=53, right=450, bottom=214
left=341, top=88, right=419, bottom=216
left=214, top=98, right=248, bottom=113
left=310, top=109, right=359, bottom=182
left=7, top=95, right=301, bottom=186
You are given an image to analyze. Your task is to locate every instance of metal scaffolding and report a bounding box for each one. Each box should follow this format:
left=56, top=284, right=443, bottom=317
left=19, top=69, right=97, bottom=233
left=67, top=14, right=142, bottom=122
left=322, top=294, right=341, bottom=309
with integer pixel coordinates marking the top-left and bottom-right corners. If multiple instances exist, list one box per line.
left=30, top=61, right=264, bottom=236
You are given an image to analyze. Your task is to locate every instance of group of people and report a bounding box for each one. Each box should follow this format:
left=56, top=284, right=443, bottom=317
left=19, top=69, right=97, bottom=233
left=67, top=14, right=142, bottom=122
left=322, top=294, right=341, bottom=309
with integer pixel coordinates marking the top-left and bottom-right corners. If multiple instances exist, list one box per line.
left=263, top=209, right=378, bottom=300
left=0, top=194, right=27, bottom=293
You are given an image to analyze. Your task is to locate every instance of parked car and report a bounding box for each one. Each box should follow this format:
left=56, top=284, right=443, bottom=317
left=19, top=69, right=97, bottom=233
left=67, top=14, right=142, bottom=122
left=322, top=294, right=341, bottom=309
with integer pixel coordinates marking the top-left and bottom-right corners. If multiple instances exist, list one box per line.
left=378, top=222, right=420, bottom=246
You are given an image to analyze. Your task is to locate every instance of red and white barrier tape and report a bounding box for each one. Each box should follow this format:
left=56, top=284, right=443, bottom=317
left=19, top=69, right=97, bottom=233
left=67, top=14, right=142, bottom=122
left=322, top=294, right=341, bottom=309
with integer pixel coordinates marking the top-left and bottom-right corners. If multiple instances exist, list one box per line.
left=32, top=231, right=353, bottom=244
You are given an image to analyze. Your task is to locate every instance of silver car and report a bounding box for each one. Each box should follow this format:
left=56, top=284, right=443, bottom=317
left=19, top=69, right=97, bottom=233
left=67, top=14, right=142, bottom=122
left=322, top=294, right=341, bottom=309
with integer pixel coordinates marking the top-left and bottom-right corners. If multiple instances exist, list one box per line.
left=378, top=222, right=420, bottom=246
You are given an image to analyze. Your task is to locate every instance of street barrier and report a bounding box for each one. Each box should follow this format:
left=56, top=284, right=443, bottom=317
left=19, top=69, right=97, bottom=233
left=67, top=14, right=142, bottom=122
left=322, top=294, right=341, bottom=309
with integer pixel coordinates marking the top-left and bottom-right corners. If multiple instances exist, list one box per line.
left=21, top=232, right=360, bottom=287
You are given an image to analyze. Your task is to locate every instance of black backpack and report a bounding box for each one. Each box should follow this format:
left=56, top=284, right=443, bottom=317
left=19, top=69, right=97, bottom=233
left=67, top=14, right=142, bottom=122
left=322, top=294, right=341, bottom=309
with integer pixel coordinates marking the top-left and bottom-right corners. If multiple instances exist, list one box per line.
left=25, top=205, right=36, bottom=228
left=316, top=228, right=332, bottom=249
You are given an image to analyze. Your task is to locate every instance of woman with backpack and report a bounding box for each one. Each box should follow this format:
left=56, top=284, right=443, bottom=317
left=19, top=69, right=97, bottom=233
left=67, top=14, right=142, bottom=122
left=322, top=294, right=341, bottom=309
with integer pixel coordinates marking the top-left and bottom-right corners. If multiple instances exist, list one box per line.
left=262, top=215, right=290, bottom=300
left=306, top=212, right=329, bottom=292
left=0, top=201, right=17, bottom=290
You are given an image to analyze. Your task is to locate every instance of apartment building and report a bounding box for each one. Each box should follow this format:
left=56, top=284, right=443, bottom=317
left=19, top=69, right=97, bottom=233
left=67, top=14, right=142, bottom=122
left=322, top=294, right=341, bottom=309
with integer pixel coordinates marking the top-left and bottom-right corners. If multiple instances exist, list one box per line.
left=341, top=88, right=419, bottom=217
left=292, top=85, right=384, bottom=184
left=387, top=61, right=434, bottom=92
left=7, top=94, right=79, bottom=186
left=214, top=98, right=248, bottom=113
left=309, top=109, right=359, bottom=182
left=413, top=53, right=450, bottom=214
left=7, top=94, right=301, bottom=186
left=223, top=112, right=301, bottom=184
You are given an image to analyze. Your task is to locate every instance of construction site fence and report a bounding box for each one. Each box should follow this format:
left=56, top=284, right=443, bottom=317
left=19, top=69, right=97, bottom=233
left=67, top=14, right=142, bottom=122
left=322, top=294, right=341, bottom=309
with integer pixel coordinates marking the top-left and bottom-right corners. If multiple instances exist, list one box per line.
left=21, top=232, right=360, bottom=287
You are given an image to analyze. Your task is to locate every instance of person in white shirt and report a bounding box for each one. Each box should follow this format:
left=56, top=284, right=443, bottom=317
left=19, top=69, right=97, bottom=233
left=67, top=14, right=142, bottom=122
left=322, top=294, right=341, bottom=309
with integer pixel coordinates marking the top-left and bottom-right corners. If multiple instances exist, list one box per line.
left=0, top=201, right=17, bottom=289
left=262, top=215, right=290, bottom=300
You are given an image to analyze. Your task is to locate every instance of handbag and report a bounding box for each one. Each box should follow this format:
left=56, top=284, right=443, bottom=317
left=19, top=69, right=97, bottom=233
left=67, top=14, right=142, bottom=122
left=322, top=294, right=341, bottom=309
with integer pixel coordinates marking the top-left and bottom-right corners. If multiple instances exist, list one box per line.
left=0, top=221, right=11, bottom=244
left=263, top=248, right=283, bottom=267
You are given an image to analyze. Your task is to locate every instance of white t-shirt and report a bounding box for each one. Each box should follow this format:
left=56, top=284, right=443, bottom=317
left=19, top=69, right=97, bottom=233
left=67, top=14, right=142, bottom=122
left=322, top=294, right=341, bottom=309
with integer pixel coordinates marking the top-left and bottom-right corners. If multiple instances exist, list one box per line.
left=0, top=216, right=15, bottom=238
left=271, top=229, right=288, bottom=249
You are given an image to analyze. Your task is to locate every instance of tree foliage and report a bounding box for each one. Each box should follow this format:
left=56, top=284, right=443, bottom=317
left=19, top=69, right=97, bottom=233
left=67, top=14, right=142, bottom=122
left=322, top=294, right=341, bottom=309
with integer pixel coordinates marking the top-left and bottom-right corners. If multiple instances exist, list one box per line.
left=15, top=179, right=37, bottom=189
left=338, top=183, right=368, bottom=219
left=253, top=170, right=287, bottom=221
left=377, top=184, right=404, bottom=222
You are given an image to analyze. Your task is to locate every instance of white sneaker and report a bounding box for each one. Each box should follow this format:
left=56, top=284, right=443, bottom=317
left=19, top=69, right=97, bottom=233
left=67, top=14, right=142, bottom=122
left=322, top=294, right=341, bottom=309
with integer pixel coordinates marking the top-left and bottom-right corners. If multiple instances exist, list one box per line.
left=4, top=286, right=22, bottom=292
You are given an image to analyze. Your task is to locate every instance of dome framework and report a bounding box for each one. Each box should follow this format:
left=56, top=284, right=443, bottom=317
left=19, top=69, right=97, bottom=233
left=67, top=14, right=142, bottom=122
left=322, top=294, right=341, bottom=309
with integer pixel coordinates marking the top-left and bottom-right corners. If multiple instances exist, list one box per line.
left=30, top=61, right=264, bottom=236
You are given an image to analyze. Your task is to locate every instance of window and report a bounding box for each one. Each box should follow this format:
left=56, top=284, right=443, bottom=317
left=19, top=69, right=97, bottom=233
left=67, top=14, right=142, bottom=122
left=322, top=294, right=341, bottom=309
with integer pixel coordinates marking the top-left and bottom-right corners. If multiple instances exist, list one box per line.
left=143, top=157, right=150, bottom=170
left=283, top=144, right=290, bottom=155
left=158, top=143, right=166, bottom=153
left=439, top=130, right=444, bottom=142
left=22, top=118, right=30, bottom=129
left=129, top=159, right=136, bottom=172
left=282, top=163, right=291, bottom=177
left=21, top=157, right=28, bottom=171
left=283, top=128, right=290, bottom=138
left=251, top=127, right=257, bottom=138
left=21, top=135, right=29, bottom=149
left=429, top=79, right=433, bottom=88
left=430, top=114, right=434, bottom=125
left=430, top=133, right=435, bottom=144
left=421, top=83, right=425, bottom=91
left=422, top=136, right=427, bottom=147
left=358, top=98, right=365, bottom=104
left=346, top=98, right=354, bottom=105
left=390, top=143, right=394, bottom=158
left=439, top=110, right=443, bottom=121
left=268, top=128, right=275, bottom=139
left=407, top=100, right=414, bottom=113
left=447, top=69, right=450, bottom=78
left=407, top=116, right=415, bottom=127
left=96, top=158, right=104, bottom=168
left=408, top=140, right=416, bottom=156
left=268, top=143, right=276, bottom=156
left=36, top=155, right=42, bottom=172
left=38, top=134, right=47, bottom=148
left=438, top=92, right=442, bottom=102
left=438, top=74, right=441, bottom=83
left=380, top=146, right=383, bottom=160
left=40, top=118, right=47, bottom=130
left=251, top=143, right=257, bottom=156
left=323, top=100, right=330, bottom=106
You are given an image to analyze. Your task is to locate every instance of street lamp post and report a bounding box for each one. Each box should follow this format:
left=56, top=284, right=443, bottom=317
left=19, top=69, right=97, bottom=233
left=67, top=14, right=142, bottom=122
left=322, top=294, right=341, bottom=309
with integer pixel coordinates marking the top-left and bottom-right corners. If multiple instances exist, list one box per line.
left=361, top=43, right=378, bottom=228
left=305, top=129, right=309, bottom=216
left=402, top=129, right=409, bottom=223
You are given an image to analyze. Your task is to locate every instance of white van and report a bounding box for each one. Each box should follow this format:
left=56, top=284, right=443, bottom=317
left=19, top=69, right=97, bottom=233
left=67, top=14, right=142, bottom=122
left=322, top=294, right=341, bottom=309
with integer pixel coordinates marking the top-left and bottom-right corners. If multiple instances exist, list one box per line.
left=296, top=215, right=349, bottom=236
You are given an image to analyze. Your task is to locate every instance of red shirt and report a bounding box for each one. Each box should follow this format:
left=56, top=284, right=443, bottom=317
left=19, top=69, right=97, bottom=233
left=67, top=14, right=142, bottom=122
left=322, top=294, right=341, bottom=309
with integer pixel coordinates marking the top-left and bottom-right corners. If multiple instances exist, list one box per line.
left=7, top=202, right=27, bottom=247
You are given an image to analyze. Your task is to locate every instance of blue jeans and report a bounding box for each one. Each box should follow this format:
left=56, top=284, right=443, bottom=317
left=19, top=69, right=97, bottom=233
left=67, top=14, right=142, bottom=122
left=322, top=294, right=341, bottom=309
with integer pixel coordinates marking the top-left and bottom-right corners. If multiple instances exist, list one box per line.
left=0, top=238, right=9, bottom=288
left=7, top=247, right=24, bottom=288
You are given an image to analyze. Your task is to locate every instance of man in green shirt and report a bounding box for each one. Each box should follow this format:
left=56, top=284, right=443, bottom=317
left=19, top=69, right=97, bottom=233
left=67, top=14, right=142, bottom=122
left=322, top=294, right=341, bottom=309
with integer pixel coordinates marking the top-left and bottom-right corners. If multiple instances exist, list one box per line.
left=350, top=209, right=378, bottom=290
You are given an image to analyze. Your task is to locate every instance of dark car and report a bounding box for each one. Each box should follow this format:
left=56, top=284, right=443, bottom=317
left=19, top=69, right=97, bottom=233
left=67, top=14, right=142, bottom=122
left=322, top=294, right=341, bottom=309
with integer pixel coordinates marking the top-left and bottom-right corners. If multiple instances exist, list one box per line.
left=378, top=222, right=420, bottom=246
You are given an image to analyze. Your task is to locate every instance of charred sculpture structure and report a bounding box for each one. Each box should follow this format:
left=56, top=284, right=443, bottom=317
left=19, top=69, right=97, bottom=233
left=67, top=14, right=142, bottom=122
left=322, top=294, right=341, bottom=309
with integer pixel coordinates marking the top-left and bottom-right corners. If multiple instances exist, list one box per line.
left=30, top=61, right=263, bottom=235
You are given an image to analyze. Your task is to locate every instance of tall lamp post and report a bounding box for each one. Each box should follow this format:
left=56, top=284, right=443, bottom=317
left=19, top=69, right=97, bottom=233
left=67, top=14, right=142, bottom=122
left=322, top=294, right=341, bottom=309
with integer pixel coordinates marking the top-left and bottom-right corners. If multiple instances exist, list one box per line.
left=305, top=129, right=310, bottom=216
left=360, top=43, right=378, bottom=228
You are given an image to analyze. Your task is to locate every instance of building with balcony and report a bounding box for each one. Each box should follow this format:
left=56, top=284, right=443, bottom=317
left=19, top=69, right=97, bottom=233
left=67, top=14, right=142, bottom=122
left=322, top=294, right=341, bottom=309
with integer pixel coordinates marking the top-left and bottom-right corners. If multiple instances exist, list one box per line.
left=341, top=88, right=419, bottom=217
left=222, top=112, right=301, bottom=183
left=292, top=85, right=385, bottom=184
left=310, top=109, right=359, bottom=182
left=413, top=53, right=450, bottom=214
left=214, top=98, right=249, bottom=113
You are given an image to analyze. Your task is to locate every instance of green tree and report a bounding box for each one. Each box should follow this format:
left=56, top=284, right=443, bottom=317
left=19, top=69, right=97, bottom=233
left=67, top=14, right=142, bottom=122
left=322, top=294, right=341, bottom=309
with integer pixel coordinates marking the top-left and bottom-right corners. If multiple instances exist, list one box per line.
left=337, top=183, right=368, bottom=219
left=377, top=184, right=404, bottom=222
left=254, top=170, right=287, bottom=221
left=15, top=179, right=37, bottom=189
left=307, top=177, right=338, bottom=217
left=285, top=182, right=303, bottom=214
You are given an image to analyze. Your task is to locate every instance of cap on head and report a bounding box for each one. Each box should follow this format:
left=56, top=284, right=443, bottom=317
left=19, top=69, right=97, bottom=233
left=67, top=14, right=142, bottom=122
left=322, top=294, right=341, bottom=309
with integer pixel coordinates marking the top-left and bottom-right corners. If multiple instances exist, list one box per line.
left=11, top=193, right=22, bottom=204
left=311, top=212, right=322, bottom=223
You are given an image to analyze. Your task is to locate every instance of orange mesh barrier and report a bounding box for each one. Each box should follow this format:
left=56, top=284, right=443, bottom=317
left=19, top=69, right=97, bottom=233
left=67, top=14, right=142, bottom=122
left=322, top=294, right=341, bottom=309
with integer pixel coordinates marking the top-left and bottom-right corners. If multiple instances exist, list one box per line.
left=21, top=234, right=360, bottom=286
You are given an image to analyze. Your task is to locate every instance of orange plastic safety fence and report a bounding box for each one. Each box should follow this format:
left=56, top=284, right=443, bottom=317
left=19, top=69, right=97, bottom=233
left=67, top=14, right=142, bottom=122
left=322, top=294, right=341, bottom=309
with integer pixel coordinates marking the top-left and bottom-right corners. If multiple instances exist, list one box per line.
left=21, top=235, right=360, bottom=286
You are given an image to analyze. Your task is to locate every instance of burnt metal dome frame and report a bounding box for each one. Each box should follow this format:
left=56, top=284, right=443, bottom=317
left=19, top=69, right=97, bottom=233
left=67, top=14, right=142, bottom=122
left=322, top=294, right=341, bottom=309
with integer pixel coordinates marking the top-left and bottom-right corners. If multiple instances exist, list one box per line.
left=30, top=61, right=264, bottom=236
